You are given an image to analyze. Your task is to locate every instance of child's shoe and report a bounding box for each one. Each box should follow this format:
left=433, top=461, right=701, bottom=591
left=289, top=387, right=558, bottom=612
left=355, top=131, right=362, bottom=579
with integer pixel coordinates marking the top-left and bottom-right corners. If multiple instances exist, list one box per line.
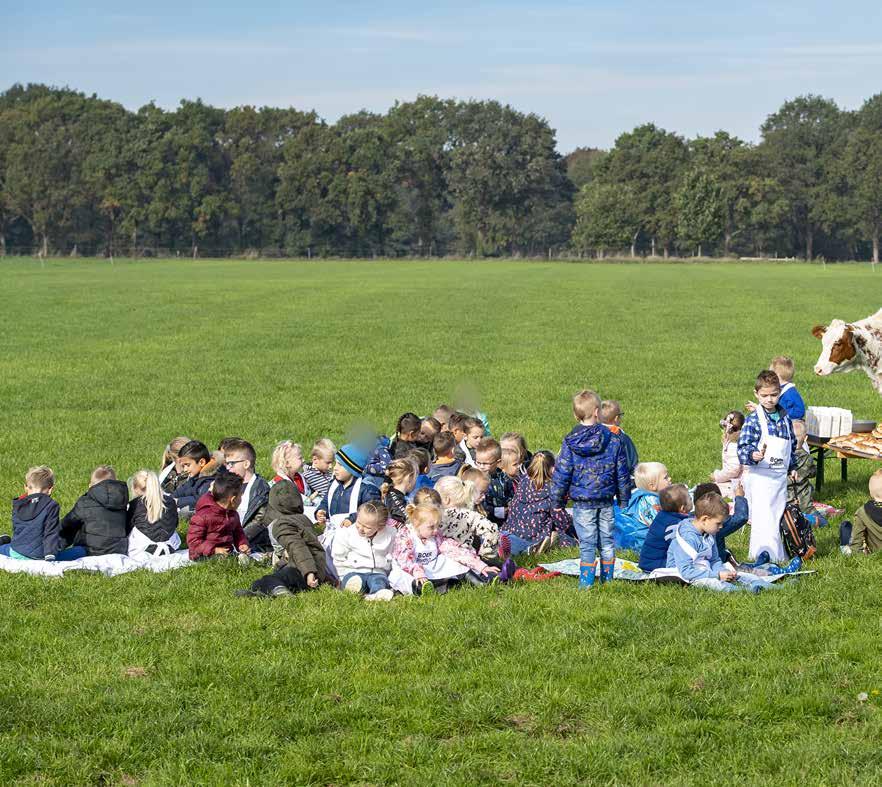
left=579, top=560, right=596, bottom=589
left=600, top=558, right=615, bottom=584
left=419, top=580, right=435, bottom=597
left=365, top=589, right=394, bottom=602
left=742, top=550, right=771, bottom=568
left=841, top=544, right=853, bottom=556
left=237, top=552, right=252, bottom=568
left=767, top=556, right=802, bottom=575
left=269, top=586, right=295, bottom=598
left=498, top=558, right=517, bottom=583
left=343, top=575, right=364, bottom=594
left=0, top=535, right=11, bottom=546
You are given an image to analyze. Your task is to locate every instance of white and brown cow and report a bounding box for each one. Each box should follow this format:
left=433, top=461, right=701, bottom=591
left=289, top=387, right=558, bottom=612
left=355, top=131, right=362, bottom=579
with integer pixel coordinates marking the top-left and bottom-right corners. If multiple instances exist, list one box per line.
left=813, top=308, right=882, bottom=394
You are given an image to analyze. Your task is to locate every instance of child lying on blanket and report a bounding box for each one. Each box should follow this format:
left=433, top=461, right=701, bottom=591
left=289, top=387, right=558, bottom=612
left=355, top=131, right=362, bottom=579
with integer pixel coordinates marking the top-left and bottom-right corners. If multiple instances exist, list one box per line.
left=663, top=493, right=776, bottom=593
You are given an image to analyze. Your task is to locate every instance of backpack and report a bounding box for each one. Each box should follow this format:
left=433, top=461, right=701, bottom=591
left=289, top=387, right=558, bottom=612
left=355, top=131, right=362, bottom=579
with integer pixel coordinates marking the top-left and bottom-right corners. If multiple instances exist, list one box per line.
left=779, top=503, right=816, bottom=560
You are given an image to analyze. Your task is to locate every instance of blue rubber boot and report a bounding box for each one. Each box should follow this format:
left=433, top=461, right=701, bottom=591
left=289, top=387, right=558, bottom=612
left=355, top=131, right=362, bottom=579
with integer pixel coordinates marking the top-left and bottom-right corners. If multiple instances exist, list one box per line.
left=579, top=560, right=596, bottom=589
left=767, top=556, right=802, bottom=575
left=600, top=558, right=615, bottom=584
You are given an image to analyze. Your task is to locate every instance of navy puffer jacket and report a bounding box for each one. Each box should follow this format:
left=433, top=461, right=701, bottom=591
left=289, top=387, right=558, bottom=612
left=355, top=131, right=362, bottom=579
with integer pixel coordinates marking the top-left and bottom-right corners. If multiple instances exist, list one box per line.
left=550, top=424, right=631, bottom=508
left=11, top=493, right=62, bottom=559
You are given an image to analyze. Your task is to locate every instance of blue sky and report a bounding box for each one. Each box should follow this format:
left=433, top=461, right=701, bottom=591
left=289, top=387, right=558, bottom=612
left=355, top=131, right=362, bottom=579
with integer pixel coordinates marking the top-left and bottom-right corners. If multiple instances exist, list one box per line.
left=4, top=1, right=882, bottom=152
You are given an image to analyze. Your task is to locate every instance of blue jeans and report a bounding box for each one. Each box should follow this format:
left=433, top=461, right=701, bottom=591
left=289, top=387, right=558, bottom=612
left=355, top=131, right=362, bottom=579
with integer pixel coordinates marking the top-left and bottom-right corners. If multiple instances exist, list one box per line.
left=340, top=571, right=390, bottom=594
left=0, top=544, right=86, bottom=561
left=502, top=533, right=534, bottom=556
left=572, top=505, right=614, bottom=565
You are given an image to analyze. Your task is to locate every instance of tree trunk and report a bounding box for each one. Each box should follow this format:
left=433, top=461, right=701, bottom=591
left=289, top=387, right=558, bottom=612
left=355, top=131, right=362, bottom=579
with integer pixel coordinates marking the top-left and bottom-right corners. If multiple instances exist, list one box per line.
left=697, top=244, right=702, bottom=258
left=131, top=224, right=137, bottom=257
left=724, top=231, right=732, bottom=256
left=873, top=230, right=879, bottom=266
left=663, top=244, right=669, bottom=259
left=806, top=225, right=813, bottom=261
left=40, top=233, right=48, bottom=258
left=631, top=231, right=638, bottom=259
left=651, top=236, right=656, bottom=257
left=598, top=247, right=604, bottom=260
left=0, top=232, right=5, bottom=257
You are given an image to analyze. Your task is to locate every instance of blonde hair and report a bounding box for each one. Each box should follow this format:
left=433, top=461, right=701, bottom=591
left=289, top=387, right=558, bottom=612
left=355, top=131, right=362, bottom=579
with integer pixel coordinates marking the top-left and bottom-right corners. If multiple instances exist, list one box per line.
left=769, top=356, right=795, bottom=382
left=475, top=437, right=501, bottom=462
left=162, top=436, right=191, bottom=469
left=312, top=438, right=336, bottom=461
left=435, top=476, right=475, bottom=509
left=869, top=469, right=882, bottom=502
left=381, top=458, right=418, bottom=496
left=792, top=419, right=807, bottom=443
left=271, top=440, right=302, bottom=477
left=573, top=389, right=601, bottom=420
left=500, top=447, right=520, bottom=475
left=129, top=469, right=166, bottom=524
left=25, top=465, right=55, bottom=491
left=90, top=465, right=116, bottom=485
left=413, top=487, right=442, bottom=507
left=405, top=501, right=442, bottom=529
left=634, top=462, right=667, bottom=491
left=527, top=452, right=555, bottom=491
left=499, top=432, right=529, bottom=462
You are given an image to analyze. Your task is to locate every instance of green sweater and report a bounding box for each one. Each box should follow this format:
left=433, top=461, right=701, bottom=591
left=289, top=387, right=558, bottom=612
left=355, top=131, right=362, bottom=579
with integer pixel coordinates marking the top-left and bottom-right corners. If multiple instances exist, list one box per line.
left=850, top=502, right=882, bottom=554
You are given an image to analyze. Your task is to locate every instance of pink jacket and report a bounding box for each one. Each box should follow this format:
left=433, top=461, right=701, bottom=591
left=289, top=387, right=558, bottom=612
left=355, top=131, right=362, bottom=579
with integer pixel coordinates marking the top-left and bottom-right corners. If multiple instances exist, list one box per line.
left=713, top=438, right=743, bottom=486
left=392, top=529, right=487, bottom=581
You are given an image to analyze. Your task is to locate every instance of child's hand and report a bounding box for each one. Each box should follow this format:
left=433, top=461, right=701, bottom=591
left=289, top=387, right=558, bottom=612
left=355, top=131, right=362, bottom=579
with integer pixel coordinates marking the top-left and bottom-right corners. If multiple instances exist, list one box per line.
left=306, top=572, right=319, bottom=588
left=719, top=569, right=737, bottom=582
left=240, top=545, right=251, bottom=554
left=315, top=510, right=327, bottom=524
left=744, top=401, right=757, bottom=413
left=751, top=445, right=766, bottom=462
left=789, top=470, right=799, bottom=482
left=482, top=566, right=501, bottom=576
left=213, top=546, right=231, bottom=555
left=733, top=482, right=745, bottom=497
left=341, top=519, right=353, bottom=528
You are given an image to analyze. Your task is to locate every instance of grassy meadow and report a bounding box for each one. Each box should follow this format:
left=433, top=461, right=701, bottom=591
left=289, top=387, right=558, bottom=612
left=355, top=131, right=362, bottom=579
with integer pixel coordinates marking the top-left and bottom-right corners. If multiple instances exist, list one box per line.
left=1, top=257, right=882, bottom=786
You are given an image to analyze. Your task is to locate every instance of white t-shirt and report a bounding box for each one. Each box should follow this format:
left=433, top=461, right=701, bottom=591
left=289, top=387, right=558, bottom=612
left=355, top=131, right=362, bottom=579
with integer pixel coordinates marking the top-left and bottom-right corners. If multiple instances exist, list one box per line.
left=236, top=475, right=256, bottom=523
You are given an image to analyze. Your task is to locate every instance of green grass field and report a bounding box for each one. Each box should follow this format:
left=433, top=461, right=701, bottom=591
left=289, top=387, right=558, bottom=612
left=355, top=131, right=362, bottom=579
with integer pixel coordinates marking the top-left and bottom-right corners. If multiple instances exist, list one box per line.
left=2, top=258, right=882, bottom=786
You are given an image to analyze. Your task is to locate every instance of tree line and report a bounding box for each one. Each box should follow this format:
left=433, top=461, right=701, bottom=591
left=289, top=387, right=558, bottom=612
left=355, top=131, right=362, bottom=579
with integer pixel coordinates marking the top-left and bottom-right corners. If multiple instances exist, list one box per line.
left=1, top=84, right=881, bottom=261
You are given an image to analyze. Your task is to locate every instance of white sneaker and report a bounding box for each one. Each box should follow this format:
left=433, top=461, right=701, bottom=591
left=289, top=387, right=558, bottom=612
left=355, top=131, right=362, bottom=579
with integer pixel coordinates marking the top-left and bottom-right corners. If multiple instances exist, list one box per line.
left=237, top=552, right=252, bottom=568
left=364, top=588, right=394, bottom=602
left=840, top=545, right=853, bottom=556
left=343, top=575, right=364, bottom=594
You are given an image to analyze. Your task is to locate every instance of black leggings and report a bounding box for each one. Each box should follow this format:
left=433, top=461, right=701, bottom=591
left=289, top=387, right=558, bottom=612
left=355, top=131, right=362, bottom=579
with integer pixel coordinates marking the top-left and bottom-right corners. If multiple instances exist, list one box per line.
left=250, top=565, right=309, bottom=595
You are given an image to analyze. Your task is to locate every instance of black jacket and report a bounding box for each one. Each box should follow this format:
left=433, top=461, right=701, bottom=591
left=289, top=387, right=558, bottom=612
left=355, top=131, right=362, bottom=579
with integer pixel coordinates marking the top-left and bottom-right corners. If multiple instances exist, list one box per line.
left=172, top=470, right=218, bottom=515
left=11, top=493, right=62, bottom=559
left=127, top=495, right=179, bottom=543
left=61, top=479, right=129, bottom=556
left=242, top=475, right=270, bottom=527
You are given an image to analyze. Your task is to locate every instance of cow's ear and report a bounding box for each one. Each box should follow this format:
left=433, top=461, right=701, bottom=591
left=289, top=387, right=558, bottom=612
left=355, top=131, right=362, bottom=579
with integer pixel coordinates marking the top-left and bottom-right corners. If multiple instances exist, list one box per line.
left=811, top=324, right=826, bottom=339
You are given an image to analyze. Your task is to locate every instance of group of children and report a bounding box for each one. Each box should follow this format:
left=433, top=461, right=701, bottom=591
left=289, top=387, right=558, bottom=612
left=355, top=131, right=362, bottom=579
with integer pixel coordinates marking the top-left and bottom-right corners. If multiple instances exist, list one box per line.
left=4, top=354, right=882, bottom=596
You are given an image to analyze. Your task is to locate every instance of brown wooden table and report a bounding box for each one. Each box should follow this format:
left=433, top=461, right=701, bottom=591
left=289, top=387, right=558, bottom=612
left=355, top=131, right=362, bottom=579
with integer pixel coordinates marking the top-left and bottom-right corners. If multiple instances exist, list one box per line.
left=807, top=435, right=882, bottom=492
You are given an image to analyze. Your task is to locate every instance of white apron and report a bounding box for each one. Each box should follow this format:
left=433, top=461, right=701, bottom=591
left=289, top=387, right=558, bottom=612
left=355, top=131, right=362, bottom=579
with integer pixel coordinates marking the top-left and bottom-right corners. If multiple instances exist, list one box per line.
left=389, top=527, right=469, bottom=594
left=158, top=462, right=175, bottom=486
left=317, top=477, right=363, bottom=582
left=746, top=408, right=790, bottom=561
left=127, top=526, right=181, bottom=561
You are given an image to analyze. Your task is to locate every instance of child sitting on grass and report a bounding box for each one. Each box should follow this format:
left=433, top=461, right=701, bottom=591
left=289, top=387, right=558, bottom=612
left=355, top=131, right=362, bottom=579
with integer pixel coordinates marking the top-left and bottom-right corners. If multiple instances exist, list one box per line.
left=172, top=440, right=222, bottom=518
left=428, top=432, right=464, bottom=481
left=159, top=436, right=192, bottom=492
left=315, top=443, right=382, bottom=529
left=331, top=501, right=396, bottom=601
left=458, top=466, right=491, bottom=515
left=712, top=411, right=744, bottom=498
left=691, top=482, right=748, bottom=565
left=840, top=469, right=882, bottom=555
left=0, top=466, right=63, bottom=561
left=186, top=473, right=251, bottom=562
left=126, top=470, right=180, bottom=559
left=665, top=493, right=772, bottom=593
left=638, top=483, right=692, bottom=573
left=302, top=439, right=335, bottom=504
left=613, top=462, right=669, bottom=553
left=391, top=501, right=500, bottom=595
left=270, top=440, right=309, bottom=494
left=503, top=451, right=574, bottom=556
left=460, top=417, right=486, bottom=467
left=223, top=438, right=270, bottom=539
left=381, top=458, right=418, bottom=525
left=407, top=447, right=435, bottom=496
left=551, top=389, right=632, bottom=589
left=435, top=475, right=500, bottom=563
left=787, top=420, right=824, bottom=527
left=236, top=478, right=329, bottom=598
left=474, top=437, right=514, bottom=527
left=500, top=432, right=532, bottom=472
left=60, top=466, right=129, bottom=557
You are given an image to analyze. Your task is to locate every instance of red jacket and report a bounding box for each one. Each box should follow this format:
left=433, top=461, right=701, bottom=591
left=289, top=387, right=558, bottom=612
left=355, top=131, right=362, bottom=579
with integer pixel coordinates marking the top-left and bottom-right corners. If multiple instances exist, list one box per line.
left=186, top=493, right=248, bottom=560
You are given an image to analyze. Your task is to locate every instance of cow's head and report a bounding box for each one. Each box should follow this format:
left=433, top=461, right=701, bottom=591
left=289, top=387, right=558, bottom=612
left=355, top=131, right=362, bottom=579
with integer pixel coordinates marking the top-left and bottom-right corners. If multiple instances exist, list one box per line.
left=813, top=319, right=858, bottom=376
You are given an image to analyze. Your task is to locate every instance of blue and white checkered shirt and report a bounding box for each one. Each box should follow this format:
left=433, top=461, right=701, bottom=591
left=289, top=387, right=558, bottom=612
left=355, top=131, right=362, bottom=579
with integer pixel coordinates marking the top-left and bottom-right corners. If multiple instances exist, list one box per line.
left=737, top=406, right=797, bottom=471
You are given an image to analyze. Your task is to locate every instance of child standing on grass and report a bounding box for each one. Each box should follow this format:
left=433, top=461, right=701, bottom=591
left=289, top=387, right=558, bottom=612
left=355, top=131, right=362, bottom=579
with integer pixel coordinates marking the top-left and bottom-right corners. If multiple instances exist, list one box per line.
left=0, top=466, right=63, bottom=561
left=712, top=411, right=744, bottom=498
left=186, top=473, right=251, bottom=562
left=331, top=501, right=396, bottom=601
left=769, top=356, right=806, bottom=423
left=60, top=466, right=129, bottom=557
left=600, top=400, right=639, bottom=480
left=738, top=370, right=799, bottom=562
left=391, top=502, right=500, bottom=595
left=551, top=389, right=631, bottom=589
left=126, top=470, right=180, bottom=559
left=503, top=451, right=574, bottom=555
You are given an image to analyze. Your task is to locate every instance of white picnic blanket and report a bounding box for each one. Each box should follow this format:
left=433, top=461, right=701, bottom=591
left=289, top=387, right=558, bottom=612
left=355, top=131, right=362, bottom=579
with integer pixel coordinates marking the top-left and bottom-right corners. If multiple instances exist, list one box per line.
left=0, top=549, right=195, bottom=578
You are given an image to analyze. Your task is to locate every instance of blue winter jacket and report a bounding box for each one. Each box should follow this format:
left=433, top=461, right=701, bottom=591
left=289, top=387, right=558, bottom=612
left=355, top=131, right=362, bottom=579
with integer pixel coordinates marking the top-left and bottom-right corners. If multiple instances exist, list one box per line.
left=11, top=493, right=62, bottom=560
left=551, top=424, right=631, bottom=509
left=666, top=519, right=725, bottom=582
left=638, top=510, right=689, bottom=572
